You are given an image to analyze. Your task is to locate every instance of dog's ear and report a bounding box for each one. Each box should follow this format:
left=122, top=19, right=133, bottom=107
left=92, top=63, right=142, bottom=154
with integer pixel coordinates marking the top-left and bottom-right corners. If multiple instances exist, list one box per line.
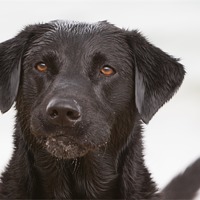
left=126, top=30, right=185, bottom=124
left=0, top=26, right=39, bottom=113
left=0, top=35, right=25, bottom=113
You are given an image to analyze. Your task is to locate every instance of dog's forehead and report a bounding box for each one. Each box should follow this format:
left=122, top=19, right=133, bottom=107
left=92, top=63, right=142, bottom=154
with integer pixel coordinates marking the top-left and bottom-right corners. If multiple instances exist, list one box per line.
left=31, top=20, right=124, bottom=49
left=27, top=20, right=130, bottom=66
left=31, top=20, right=128, bottom=55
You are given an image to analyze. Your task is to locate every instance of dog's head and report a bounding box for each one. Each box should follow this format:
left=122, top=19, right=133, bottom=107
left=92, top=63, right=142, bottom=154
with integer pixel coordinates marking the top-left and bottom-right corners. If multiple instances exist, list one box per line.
left=0, top=20, right=185, bottom=159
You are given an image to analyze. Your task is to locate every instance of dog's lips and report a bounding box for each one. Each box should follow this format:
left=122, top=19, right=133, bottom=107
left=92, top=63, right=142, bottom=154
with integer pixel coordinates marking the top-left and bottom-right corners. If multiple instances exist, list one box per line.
left=44, top=135, right=94, bottom=159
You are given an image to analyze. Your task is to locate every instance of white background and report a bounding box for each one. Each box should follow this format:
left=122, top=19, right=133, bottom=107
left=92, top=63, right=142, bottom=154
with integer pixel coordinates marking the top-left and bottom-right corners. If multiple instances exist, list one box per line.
left=0, top=0, right=200, bottom=197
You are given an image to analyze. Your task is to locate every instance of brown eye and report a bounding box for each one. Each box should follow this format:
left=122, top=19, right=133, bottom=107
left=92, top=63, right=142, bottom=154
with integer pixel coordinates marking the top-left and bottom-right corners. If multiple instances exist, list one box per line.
left=100, top=66, right=116, bottom=76
left=35, top=62, right=48, bottom=72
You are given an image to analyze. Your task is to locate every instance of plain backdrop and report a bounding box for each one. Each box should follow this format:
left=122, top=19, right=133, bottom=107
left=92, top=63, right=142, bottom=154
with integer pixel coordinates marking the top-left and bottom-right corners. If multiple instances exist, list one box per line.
left=0, top=0, right=200, bottom=196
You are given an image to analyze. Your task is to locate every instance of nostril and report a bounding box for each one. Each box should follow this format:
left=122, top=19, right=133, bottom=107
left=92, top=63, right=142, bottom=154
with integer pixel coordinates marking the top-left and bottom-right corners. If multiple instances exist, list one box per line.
left=66, top=110, right=80, bottom=120
left=49, top=109, right=59, bottom=119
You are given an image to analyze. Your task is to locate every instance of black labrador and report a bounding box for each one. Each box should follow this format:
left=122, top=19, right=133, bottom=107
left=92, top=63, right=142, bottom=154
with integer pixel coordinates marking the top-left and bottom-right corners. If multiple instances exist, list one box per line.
left=0, top=20, right=193, bottom=199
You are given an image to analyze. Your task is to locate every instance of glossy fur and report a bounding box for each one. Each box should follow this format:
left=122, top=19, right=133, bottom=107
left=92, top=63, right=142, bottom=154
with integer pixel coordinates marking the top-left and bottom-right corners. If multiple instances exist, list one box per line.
left=0, top=21, right=185, bottom=199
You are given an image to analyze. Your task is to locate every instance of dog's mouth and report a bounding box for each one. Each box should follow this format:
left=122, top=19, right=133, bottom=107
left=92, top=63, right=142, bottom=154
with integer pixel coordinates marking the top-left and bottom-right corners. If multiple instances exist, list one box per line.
left=44, top=136, right=89, bottom=159
left=41, top=135, right=107, bottom=159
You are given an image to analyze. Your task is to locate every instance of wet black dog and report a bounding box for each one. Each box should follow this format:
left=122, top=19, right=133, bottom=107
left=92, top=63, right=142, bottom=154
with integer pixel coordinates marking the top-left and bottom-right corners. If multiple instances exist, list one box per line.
left=0, top=20, right=187, bottom=199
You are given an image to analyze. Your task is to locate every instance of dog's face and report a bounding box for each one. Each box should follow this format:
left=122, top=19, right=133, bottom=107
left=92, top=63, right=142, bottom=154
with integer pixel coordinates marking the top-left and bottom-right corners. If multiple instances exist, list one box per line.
left=22, top=21, right=134, bottom=159
left=0, top=21, right=185, bottom=159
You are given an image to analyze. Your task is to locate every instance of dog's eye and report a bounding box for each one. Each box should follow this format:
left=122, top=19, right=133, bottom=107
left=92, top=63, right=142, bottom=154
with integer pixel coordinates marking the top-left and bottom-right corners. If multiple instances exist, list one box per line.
left=35, top=62, right=48, bottom=72
left=100, top=66, right=116, bottom=77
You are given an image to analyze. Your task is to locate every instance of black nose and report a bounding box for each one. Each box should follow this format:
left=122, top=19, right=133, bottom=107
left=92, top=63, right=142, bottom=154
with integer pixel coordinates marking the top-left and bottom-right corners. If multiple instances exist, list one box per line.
left=46, top=98, right=81, bottom=127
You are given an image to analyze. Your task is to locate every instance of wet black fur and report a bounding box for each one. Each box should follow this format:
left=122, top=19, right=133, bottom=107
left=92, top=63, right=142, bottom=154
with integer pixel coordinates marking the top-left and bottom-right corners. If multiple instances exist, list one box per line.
left=0, top=21, right=185, bottom=199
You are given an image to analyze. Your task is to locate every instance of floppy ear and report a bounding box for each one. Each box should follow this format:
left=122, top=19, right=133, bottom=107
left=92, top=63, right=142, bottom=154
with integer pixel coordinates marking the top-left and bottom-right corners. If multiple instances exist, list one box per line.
left=126, top=31, right=185, bottom=124
left=0, top=27, right=35, bottom=114
left=0, top=36, right=25, bottom=113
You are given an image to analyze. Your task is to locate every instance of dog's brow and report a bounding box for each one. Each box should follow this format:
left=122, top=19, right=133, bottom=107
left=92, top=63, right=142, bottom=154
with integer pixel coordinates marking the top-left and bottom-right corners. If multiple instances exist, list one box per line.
left=92, top=52, right=107, bottom=65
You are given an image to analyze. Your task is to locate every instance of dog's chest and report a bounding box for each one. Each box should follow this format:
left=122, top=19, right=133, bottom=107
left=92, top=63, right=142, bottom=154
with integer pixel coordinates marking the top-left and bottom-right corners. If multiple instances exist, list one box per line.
left=36, top=156, right=119, bottom=199
left=70, top=158, right=119, bottom=199
left=71, top=169, right=119, bottom=199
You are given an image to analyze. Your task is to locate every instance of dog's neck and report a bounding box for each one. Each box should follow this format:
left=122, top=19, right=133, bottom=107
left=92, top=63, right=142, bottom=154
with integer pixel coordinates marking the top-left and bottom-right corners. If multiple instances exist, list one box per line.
left=30, top=146, right=119, bottom=198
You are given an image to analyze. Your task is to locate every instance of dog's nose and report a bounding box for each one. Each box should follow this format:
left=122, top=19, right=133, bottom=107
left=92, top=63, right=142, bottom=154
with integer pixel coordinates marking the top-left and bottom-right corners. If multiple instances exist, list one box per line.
left=46, top=98, right=81, bottom=127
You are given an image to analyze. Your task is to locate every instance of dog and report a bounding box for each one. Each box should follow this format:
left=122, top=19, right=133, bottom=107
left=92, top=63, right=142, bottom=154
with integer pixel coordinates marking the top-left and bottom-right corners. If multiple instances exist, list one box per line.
left=0, top=20, right=198, bottom=199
